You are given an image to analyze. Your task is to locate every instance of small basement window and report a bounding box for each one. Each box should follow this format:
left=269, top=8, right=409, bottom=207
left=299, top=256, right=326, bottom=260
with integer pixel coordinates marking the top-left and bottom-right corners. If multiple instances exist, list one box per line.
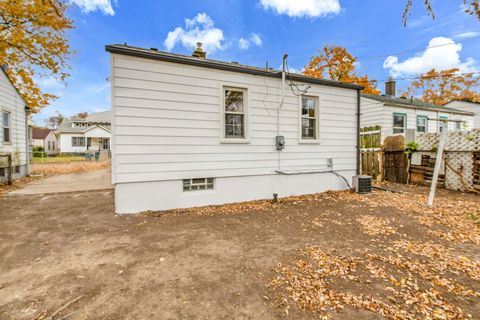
left=14, top=166, right=20, bottom=174
left=183, top=178, right=214, bottom=192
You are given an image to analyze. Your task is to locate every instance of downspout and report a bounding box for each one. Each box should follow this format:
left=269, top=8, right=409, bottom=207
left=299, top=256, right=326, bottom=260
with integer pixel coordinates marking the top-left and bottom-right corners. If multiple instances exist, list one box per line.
left=357, top=89, right=362, bottom=175
left=24, top=106, right=30, bottom=176
left=356, top=89, right=361, bottom=175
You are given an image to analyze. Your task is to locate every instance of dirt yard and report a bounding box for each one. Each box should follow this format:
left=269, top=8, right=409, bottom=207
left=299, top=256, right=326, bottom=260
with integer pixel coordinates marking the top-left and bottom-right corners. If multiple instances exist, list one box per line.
left=0, top=184, right=478, bottom=319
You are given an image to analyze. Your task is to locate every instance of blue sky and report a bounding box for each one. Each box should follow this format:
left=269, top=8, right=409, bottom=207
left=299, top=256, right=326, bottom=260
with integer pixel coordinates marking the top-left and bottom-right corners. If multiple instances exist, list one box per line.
left=33, top=0, right=480, bottom=125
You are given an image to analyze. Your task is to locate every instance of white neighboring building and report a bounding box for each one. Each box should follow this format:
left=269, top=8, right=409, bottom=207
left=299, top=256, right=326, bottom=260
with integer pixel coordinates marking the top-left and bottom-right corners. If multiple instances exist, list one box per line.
left=361, top=80, right=474, bottom=144
left=443, top=100, right=480, bottom=129
left=0, top=65, right=30, bottom=183
left=32, top=127, right=59, bottom=155
left=58, top=111, right=111, bottom=153
left=106, top=44, right=363, bottom=214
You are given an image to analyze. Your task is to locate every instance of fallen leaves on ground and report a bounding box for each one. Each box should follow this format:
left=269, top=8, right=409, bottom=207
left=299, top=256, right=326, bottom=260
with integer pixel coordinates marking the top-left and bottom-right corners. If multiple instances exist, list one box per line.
left=356, top=215, right=397, bottom=236
left=268, top=185, right=479, bottom=319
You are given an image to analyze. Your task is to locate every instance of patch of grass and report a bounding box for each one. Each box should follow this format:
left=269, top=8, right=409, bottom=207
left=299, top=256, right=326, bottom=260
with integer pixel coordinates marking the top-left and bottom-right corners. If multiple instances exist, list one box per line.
left=32, top=155, right=86, bottom=163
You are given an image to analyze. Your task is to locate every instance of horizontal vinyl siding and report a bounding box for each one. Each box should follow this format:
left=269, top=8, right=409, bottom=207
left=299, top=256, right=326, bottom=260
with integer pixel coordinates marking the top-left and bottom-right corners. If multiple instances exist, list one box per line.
left=111, top=54, right=358, bottom=183
left=0, top=70, right=27, bottom=167
left=360, top=97, right=384, bottom=129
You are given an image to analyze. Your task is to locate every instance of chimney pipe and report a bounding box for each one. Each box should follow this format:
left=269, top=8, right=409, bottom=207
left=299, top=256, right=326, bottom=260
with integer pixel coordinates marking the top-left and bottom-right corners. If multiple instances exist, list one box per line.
left=192, top=42, right=207, bottom=59
left=385, top=77, right=396, bottom=96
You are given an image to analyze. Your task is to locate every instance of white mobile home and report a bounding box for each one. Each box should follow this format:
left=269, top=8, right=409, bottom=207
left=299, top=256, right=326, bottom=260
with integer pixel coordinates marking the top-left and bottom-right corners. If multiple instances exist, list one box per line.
left=361, top=80, right=474, bottom=145
left=106, top=44, right=363, bottom=214
left=0, top=65, right=30, bottom=183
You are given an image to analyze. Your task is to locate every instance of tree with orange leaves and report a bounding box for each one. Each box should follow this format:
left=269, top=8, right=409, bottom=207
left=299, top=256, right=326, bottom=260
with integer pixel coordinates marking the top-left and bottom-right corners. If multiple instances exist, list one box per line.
left=0, top=0, right=74, bottom=110
left=405, top=68, right=480, bottom=105
left=303, top=45, right=381, bottom=95
left=403, top=1, right=479, bottom=26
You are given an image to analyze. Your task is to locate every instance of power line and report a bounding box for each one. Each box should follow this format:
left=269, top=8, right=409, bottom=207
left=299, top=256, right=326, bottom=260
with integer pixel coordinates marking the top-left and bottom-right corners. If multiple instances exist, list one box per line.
left=304, top=42, right=458, bottom=72
left=340, top=71, right=480, bottom=85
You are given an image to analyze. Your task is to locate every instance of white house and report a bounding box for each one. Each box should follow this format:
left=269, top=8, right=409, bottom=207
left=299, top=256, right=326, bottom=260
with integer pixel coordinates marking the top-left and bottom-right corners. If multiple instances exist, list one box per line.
left=361, top=79, right=474, bottom=146
left=443, top=100, right=480, bottom=129
left=32, top=127, right=59, bottom=155
left=58, top=111, right=111, bottom=154
left=0, top=65, right=30, bottom=183
left=106, top=43, right=363, bottom=214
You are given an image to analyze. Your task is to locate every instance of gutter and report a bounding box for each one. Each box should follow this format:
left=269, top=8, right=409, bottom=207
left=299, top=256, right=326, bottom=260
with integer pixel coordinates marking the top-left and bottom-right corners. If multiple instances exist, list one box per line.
left=105, top=45, right=363, bottom=91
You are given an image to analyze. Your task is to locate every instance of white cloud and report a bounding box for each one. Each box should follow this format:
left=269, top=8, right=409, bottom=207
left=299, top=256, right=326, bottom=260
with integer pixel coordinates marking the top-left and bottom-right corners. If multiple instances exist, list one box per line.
left=454, top=31, right=480, bottom=39
left=238, top=33, right=262, bottom=50
left=70, top=0, right=116, bottom=15
left=164, top=13, right=225, bottom=53
left=383, top=37, right=479, bottom=76
left=259, top=0, right=341, bottom=18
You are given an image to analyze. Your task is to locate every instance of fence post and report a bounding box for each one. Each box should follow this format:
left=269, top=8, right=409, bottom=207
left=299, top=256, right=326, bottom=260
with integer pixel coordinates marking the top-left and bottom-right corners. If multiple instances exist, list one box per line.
left=7, top=154, right=12, bottom=185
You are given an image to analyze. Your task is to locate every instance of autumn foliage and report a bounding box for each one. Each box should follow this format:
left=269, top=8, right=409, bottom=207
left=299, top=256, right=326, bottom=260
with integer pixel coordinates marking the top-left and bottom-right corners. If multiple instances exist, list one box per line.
left=0, top=0, right=74, bottom=110
left=405, top=68, right=480, bottom=105
left=303, top=45, right=380, bottom=95
left=403, top=0, right=480, bottom=25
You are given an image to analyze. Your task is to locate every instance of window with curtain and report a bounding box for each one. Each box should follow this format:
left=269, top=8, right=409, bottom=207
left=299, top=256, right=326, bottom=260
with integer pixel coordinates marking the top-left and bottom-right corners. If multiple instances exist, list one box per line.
left=224, top=88, right=246, bottom=139
left=301, top=96, right=318, bottom=139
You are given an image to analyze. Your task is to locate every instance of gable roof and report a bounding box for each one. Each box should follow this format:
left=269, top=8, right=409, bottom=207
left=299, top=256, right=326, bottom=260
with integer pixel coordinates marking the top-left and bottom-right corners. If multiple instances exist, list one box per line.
left=361, top=94, right=475, bottom=116
left=105, top=44, right=363, bottom=91
left=0, top=65, right=30, bottom=110
left=58, top=110, right=112, bottom=133
left=86, top=110, right=110, bottom=122
left=444, top=99, right=480, bottom=106
left=32, top=127, right=52, bottom=139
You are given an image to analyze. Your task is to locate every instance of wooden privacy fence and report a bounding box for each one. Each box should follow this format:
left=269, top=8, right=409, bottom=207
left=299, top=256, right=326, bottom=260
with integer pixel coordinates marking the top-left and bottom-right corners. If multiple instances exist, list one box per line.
left=361, top=150, right=381, bottom=180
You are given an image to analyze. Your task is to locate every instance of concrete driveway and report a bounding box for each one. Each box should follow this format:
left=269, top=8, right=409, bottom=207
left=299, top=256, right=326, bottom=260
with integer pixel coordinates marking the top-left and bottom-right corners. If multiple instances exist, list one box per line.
left=8, top=169, right=112, bottom=195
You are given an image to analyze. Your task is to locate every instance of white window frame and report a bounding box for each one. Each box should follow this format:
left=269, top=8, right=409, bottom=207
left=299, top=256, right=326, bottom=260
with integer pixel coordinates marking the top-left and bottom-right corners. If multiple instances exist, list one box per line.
left=71, top=136, right=85, bottom=147
left=454, top=120, right=462, bottom=131
left=416, top=115, right=428, bottom=133
left=220, top=86, right=250, bottom=144
left=393, top=113, right=406, bottom=134
left=439, top=116, right=448, bottom=133
left=2, top=110, right=11, bottom=144
left=299, top=95, right=320, bottom=144
left=183, top=178, right=215, bottom=192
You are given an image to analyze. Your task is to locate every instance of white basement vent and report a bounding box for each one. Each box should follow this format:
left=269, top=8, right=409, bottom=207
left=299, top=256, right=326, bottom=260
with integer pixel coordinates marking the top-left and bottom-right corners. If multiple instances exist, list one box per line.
left=183, top=178, right=214, bottom=192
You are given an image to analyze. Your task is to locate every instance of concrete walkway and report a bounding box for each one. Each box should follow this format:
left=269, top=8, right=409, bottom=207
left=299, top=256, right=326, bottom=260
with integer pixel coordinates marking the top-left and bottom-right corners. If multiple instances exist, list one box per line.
left=8, top=169, right=112, bottom=195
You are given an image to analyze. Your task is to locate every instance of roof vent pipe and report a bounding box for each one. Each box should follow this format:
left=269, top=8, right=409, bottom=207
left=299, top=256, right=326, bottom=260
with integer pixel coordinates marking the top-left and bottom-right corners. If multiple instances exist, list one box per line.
left=385, top=77, right=396, bottom=96
left=192, top=42, right=207, bottom=59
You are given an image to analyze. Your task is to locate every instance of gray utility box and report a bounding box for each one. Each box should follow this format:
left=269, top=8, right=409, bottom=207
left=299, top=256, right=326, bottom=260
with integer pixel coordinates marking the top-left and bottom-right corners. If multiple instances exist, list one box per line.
left=352, top=175, right=372, bottom=194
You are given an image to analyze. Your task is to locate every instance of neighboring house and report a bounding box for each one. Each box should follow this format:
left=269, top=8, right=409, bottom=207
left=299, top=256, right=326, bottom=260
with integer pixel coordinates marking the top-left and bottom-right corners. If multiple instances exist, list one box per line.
left=443, top=100, right=480, bottom=129
left=106, top=43, right=363, bottom=214
left=361, top=79, right=474, bottom=146
left=0, top=65, right=30, bottom=183
left=32, top=127, right=59, bottom=155
left=58, top=111, right=111, bottom=153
